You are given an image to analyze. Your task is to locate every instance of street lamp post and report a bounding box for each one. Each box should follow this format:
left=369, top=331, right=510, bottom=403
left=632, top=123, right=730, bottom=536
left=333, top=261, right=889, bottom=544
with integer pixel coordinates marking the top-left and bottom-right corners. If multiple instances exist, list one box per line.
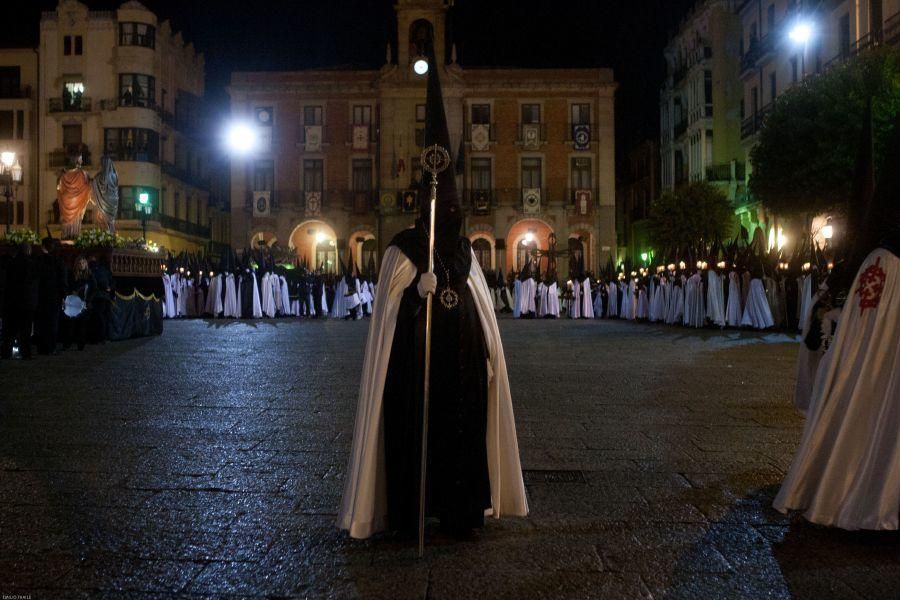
left=136, top=191, right=151, bottom=241
left=1, top=151, right=24, bottom=235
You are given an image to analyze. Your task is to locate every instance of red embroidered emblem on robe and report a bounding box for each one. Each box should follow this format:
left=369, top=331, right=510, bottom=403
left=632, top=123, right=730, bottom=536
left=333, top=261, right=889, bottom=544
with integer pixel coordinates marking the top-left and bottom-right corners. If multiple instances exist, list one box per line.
left=856, top=256, right=886, bottom=316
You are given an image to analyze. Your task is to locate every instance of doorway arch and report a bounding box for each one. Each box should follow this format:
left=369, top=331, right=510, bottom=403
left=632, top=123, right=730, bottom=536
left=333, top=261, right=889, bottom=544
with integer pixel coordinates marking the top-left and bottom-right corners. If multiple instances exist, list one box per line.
left=289, top=220, right=337, bottom=271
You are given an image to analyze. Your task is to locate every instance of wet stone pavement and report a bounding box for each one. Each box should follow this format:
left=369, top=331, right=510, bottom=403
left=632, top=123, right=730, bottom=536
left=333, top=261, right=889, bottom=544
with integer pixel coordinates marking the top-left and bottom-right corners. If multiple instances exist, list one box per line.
left=1, top=317, right=898, bottom=599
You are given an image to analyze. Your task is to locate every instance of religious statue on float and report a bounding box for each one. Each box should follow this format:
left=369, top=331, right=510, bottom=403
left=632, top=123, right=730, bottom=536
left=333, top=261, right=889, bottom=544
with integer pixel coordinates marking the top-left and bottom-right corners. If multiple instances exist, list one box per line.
left=56, top=153, right=119, bottom=238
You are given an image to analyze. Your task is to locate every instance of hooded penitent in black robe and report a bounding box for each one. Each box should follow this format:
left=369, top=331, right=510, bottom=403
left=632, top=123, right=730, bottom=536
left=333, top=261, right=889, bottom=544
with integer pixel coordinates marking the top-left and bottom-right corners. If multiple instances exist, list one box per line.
left=240, top=271, right=255, bottom=318
left=382, top=224, right=491, bottom=534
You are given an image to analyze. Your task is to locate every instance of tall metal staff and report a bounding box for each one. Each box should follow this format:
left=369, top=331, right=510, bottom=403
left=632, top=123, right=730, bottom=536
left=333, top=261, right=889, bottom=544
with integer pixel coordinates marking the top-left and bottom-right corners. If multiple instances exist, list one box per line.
left=419, top=143, right=450, bottom=557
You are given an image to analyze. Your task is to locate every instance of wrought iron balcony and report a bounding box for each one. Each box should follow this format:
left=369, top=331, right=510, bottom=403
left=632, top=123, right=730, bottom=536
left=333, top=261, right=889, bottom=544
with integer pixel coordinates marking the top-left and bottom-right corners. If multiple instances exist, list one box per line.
left=564, top=123, right=598, bottom=142
left=463, top=123, right=498, bottom=142
left=49, top=96, right=92, bottom=113
left=740, top=103, right=773, bottom=139
left=48, top=144, right=91, bottom=168
left=516, top=123, right=548, bottom=145
left=465, top=189, right=494, bottom=215
left=161, top=161, right=210, bottom=190
left=887, top=10, right=900, bottom=46
left=705, top=162, right=746, bottom=182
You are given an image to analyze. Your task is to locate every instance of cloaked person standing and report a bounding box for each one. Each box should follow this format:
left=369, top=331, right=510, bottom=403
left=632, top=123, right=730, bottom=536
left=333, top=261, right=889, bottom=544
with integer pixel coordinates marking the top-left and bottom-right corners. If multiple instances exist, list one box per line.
left=338, top=46, right=527, bottom=540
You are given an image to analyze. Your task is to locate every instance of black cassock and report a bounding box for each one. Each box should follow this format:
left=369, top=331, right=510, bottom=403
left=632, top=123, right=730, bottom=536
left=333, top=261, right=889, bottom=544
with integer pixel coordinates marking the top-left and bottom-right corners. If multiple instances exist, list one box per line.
left=382, top=227, right=491, bottom=534
left=240, top=272, right=255, bottom=318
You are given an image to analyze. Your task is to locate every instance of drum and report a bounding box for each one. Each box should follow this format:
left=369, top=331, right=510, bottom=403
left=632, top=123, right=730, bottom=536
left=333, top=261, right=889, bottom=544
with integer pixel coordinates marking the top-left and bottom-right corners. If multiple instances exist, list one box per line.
left=63, top=294, right=86, bottom=318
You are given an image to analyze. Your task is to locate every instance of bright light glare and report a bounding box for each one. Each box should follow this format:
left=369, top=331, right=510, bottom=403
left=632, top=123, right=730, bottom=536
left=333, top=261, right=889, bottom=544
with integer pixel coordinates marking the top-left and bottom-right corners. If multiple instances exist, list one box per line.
left=315, top=231, right=327, bottom=244
left=138, top=192, right=150, bottom=205
left=0, top=151, right=14, bottom=168
left=778, top=232, right=788, bottom=250
left=226, top=122, right=259, bottom=155
left=822, top=224, right=834, bottom=239
left=413, top=58, right=429, bottom=75
left=640, top=252, right=648, bottom=262
left=524, top=232, right=535, bottom=244
left=789, top=22, right=813, bottom=44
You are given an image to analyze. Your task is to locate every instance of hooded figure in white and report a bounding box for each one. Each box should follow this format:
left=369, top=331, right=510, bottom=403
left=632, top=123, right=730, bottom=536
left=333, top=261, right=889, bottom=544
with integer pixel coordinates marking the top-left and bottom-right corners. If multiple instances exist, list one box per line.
left=338, top=52, right=527, bottom=540
left=774, top=111, right=900, bottom=531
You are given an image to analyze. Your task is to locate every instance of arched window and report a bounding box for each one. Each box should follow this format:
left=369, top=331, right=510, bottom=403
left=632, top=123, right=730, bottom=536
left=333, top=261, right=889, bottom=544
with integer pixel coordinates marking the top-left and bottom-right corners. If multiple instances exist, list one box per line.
left=472, top=238, right=492, bottom=271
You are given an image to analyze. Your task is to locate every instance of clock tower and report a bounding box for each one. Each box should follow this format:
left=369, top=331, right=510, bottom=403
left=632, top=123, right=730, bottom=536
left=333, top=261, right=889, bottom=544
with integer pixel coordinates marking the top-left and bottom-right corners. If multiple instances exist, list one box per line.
left=394, top=0, right=450, bottom=68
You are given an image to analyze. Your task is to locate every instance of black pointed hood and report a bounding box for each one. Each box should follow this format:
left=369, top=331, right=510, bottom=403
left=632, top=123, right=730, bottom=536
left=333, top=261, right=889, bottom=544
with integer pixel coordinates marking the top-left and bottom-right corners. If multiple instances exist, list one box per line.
left=418, top=47, right=462, bottom=252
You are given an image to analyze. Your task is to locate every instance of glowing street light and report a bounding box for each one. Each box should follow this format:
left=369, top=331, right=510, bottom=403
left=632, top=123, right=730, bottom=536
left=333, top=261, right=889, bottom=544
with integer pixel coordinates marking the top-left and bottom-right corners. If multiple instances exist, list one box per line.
left=314, top=231, right=327, bottom=244
left=788, top=21, right=814, bottom=45
left=413, top=57, right=429, bottom=75
left=225, top=121, right=259, bottom=156
left=136, top=190, right=152, bottom=241
left=789, top=20, right=814, bottom=79
left=640, top=252, right=648, bottom=263
left=822, top=217, right=834, bottom=240
left=524, top=231, right=535, bottom=244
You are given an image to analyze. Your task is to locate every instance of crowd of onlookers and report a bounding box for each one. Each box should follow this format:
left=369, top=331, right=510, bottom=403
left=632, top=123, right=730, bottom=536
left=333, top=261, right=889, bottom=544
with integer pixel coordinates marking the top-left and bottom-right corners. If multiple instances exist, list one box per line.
left=0, top=239, right=113, bottom=362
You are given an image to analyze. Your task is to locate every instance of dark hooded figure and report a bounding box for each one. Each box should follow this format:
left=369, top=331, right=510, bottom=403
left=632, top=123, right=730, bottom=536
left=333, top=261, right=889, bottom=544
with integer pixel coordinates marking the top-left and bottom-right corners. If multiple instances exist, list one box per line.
left=1, top=243, right=39, bottom=359
left=338, top=48, right=527, bottom=541
left=35, top=237, right=67, bottom=354
left=240, top=268, right=256, bottom=318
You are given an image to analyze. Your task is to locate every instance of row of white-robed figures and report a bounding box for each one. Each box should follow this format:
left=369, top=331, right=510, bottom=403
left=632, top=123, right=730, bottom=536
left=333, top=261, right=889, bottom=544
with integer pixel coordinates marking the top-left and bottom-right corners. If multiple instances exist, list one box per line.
left=161, top=271, right=375, bottom=320
left=496, top=269, right=819, bottom=330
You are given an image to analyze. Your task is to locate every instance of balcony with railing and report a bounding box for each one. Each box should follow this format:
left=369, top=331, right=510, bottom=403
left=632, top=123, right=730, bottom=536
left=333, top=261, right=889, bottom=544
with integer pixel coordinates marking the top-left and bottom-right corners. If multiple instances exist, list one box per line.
left=887, top=10, right=900, bottom=46
left=161, top=161, right=210, bottom=190
left=741, top=103, right=772, bottom=139
left=49, top=96, right=92, bottom=113
left=158, top=213, right=210, bottom=238
left=104, top=143, right=159, bottom=164
left=565, top=188, right=598, bottom=215
left=48, top=144, right=92, bottom=169
left=463, top=123, right=498, bottom=143
left=705, top=161, right=746, bottom=183
left=516, top=123, right=548, bottom=145
left=296, top=125, right=331, bottom=145
left=673, top=118, right=688, bottom=138
left=345, top=124, right=378, bottom=144
left=564, top=123, right=598, bottom=143
left=342, top=190, right=376, bottom=214
left=115, top=209, right=211, bottom=239
left=0, top=86, right=32, bottom=99
left=465, top=189, right=495, bottom=215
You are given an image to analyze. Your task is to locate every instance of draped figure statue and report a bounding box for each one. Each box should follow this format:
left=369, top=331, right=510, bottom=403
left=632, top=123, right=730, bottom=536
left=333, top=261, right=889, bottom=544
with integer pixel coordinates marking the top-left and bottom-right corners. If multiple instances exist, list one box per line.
left=91, top=156, right=120, bottom=233
left=57, top=155, right=120, bottom=238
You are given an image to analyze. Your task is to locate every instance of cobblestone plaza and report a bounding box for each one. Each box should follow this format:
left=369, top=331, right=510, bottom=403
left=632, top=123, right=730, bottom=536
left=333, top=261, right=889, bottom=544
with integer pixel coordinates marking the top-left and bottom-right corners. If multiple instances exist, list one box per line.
left=1, top=319, right=898, bottom=598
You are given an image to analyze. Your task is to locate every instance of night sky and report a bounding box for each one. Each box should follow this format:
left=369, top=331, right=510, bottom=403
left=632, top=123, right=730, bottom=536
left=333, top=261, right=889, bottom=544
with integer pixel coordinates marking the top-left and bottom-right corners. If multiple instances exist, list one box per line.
left=6, top=0, right=695, bottom=169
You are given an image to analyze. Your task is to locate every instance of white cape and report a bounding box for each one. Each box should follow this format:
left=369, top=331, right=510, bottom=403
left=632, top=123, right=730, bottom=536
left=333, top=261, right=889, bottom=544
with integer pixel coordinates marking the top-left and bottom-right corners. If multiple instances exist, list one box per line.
left=337, top=246, right=528, bottom=539
left=741, top=278, right=775, bottom=329
left=706, top=270, right=726, bottom=327
left=774, top=248, right=900, bottom=530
